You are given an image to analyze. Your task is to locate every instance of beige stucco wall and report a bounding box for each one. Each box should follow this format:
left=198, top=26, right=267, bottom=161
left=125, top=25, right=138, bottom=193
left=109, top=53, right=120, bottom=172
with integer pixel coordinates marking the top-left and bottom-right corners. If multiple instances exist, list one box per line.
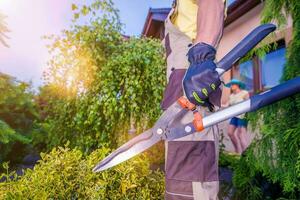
left=216, top=2, right=293, bottom=153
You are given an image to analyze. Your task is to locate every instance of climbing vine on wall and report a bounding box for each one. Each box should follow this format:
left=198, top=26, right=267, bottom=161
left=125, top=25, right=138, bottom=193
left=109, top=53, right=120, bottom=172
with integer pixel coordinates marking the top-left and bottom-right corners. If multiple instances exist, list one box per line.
left=232, top=1, right=300, bottom=199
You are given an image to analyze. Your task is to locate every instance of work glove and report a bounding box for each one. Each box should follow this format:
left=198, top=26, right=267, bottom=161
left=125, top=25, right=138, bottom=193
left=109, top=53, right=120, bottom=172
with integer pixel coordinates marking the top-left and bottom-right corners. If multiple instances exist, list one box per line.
left=183, top=43, right=222, bottom=111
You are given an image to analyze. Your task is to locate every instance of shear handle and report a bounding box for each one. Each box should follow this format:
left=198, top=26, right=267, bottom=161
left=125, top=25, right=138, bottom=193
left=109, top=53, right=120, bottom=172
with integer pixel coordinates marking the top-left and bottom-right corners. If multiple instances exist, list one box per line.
left=177, top=96, right=204, bottom=132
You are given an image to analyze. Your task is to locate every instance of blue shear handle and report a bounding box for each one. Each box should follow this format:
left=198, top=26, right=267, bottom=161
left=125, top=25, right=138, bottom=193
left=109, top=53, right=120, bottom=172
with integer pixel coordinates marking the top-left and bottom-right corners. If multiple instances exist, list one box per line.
left=250, top=77, right=300, bottom=112
left=217, top=24, right=276, bottom=72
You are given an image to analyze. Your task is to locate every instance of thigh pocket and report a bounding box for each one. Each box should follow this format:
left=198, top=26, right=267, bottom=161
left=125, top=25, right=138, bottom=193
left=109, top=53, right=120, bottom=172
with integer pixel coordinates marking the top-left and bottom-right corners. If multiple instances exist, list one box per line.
left=166, top=141, right=218, bottom=182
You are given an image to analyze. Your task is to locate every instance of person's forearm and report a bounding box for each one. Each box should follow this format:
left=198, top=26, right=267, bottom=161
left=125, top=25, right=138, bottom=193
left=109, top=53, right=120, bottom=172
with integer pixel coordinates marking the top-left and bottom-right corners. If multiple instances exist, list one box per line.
left=195, top=0, right=225, bottom=47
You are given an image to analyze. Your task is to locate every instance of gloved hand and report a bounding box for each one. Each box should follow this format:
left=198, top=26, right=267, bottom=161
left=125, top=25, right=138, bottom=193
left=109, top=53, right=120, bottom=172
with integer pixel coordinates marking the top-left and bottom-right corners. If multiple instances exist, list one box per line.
left=183, top=43, right=222, bottom=110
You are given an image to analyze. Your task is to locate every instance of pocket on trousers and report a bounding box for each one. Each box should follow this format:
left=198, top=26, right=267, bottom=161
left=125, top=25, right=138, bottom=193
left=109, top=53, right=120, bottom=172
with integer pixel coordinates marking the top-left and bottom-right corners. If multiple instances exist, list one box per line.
left=166, top=141, right=218, bottom=182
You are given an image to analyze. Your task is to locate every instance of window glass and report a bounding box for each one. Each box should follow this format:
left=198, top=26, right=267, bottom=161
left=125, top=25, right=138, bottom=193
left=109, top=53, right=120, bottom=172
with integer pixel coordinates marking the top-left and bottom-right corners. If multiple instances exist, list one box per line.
left=261, top=47, right=286, bottom=89
left=234, top=60, right=254, bottom=91
left=227, top=0, right=236, bottom=6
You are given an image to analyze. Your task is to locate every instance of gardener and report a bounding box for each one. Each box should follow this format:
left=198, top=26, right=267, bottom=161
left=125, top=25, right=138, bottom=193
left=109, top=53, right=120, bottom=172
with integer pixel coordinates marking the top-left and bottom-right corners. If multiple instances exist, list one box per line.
left=160, top=0, right=226, bottom=199
left=225, top=79, right=250, bottom=153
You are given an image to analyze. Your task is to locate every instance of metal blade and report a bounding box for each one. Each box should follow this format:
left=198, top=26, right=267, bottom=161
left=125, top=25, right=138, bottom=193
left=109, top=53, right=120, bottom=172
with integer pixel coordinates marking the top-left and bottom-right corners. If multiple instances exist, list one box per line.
left=93, top=102, right=186, bottom=172
left=93, top=129, right=161, bottom=172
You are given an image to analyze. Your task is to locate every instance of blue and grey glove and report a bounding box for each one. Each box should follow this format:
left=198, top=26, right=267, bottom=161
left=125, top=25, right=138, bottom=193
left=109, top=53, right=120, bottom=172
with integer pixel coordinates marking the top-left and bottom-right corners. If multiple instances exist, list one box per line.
left=183, top=43, right=222, bottom=110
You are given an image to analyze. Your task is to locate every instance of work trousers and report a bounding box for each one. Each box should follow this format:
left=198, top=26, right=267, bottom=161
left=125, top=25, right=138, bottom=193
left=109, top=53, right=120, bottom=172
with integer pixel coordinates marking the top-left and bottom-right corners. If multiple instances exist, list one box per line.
left=161, top=6, right=220, bottom=200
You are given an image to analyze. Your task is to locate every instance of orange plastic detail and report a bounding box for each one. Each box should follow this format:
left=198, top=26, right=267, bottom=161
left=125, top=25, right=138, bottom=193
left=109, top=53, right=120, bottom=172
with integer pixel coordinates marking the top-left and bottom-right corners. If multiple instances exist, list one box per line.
left=193, top=112, right=204, bottom=132
left=177, top=97, right=203, bottom=131
left=177, top=96, right=196, bottom=111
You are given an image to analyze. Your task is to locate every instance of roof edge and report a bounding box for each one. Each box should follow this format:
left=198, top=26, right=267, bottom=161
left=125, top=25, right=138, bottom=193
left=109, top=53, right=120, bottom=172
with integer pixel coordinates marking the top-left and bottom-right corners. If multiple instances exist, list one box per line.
left=142, top=0, right=262, bottom=36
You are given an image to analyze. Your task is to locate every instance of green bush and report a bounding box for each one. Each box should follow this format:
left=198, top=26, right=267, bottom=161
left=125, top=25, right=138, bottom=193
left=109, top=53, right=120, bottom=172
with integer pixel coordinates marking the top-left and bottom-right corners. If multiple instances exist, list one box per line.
left=0, top=73, right=37, bottom=164
left=36, top=0, right=166, bottom=154
left=0, top=120, right=30, bottom=145
left=0, top=146, right=165, bottom=199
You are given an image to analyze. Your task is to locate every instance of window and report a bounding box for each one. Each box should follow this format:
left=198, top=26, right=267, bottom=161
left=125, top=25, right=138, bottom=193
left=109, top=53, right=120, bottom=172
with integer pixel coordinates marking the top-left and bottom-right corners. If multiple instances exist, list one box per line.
left=261, top=47, right=286, bottom=89
left=227, top=0, right=236, bottom=6
left=232, top=40, right=286, bottom=94
left=233, top=60, right=254, bottom=91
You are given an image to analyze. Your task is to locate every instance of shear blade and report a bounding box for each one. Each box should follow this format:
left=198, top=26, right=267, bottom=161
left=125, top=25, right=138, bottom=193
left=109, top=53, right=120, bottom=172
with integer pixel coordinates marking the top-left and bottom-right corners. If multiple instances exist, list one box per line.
left=93, top=129, right=160, bottom=172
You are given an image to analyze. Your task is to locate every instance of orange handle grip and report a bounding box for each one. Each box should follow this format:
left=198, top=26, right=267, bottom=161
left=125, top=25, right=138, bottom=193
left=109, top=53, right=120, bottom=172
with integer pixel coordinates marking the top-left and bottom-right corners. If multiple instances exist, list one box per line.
left=177, top=97, right=204, bottom=132
left=177, top=96, right=196, bottom=111
left=193, top=112, right=204, bottom=132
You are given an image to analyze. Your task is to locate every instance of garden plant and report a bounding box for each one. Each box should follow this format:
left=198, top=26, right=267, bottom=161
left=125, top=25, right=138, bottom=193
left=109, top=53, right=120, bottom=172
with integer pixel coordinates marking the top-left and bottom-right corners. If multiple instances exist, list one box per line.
left=0, top=0, right=300, bottom=199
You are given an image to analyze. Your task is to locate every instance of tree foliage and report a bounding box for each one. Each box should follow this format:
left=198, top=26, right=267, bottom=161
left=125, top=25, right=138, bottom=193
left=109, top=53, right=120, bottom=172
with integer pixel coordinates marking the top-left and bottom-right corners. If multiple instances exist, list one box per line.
left=44, top=0, right=122, bottom=96
left=0, top=120, right=30, bottom=145
left=0, top=73, right=36, bottom=164
left=0, top=12, right=9, bottom=47
left=36, top=0, right=166, bottom=154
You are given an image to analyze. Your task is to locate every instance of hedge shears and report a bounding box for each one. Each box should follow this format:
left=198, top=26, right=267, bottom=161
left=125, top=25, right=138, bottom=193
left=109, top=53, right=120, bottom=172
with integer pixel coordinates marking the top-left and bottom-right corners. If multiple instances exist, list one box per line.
left=93, top=24, right=300, bottom=172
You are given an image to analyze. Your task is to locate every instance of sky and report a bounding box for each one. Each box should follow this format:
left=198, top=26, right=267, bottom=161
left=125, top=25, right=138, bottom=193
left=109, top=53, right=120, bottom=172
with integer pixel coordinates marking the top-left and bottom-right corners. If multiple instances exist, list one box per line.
left=0, top=0, right=172, bottom=87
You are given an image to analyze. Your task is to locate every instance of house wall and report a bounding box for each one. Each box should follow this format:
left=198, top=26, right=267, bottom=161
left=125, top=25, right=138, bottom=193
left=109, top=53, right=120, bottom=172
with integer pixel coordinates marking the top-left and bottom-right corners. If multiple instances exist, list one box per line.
left=216, top=2, right=293, bottom=152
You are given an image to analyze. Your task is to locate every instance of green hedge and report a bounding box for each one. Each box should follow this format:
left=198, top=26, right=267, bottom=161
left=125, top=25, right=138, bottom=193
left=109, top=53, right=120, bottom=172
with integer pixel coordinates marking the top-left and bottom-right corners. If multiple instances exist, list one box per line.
left=0, top=146, right=164, bottom=199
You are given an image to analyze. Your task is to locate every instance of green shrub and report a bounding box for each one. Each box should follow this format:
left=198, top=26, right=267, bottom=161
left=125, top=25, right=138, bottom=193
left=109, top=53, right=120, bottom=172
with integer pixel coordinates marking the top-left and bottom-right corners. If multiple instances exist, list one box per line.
left=0, top=120, right=31, bottom=145
left=37, top=0, right=166, bottom=154
left=0, top=146, right=165, bottom=199
left=0, top=73, right=37, bottom=164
